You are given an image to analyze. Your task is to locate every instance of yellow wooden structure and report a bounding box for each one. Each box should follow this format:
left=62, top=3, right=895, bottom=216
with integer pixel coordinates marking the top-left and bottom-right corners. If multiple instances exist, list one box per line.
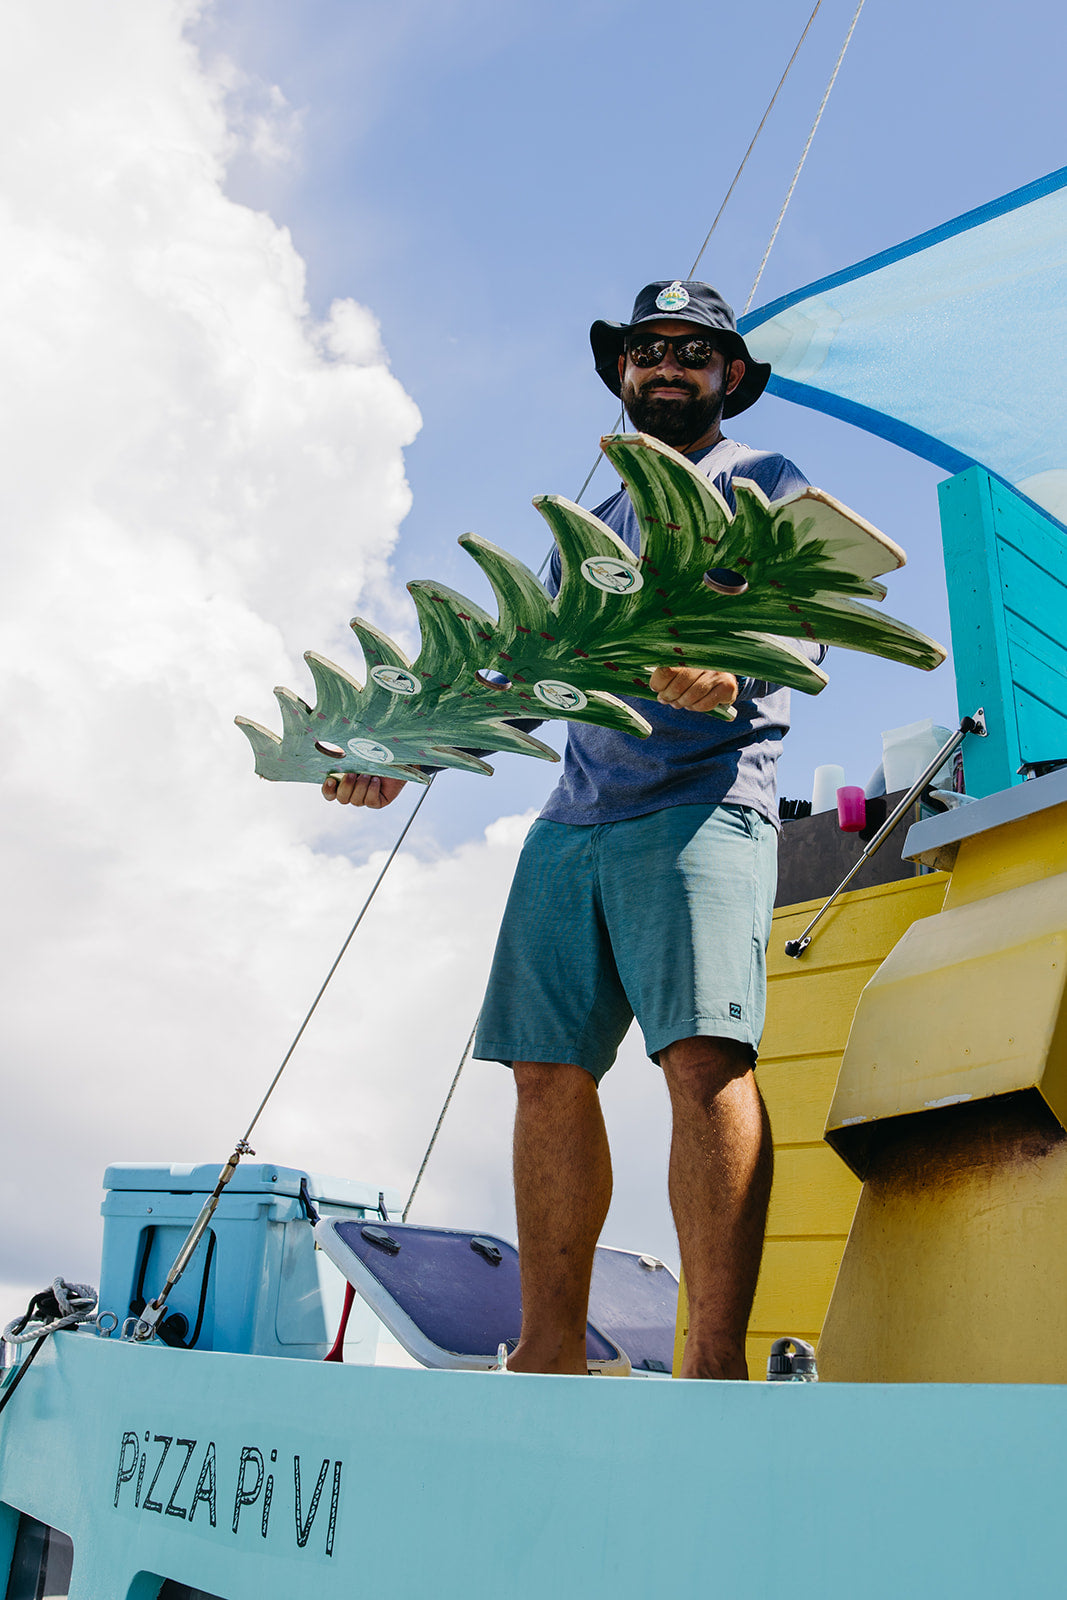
left=672, top=869, right=949, bottom=1378
left=818, top=779, right=1067, bottom=1383
left=825, top=799, right=1067, bottom=1159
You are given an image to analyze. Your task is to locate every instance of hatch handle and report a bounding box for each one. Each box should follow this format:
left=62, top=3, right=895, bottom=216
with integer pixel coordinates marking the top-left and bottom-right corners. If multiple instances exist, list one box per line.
left=298, top=1177, right=320, bottom=1225
left=361, top=1225, right=401, bottom=1254
left=470, top=1236, right=503, bottom=1265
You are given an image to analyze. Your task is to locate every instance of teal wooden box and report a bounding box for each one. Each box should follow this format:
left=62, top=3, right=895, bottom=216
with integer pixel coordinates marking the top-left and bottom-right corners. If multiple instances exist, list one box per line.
left=939, top=467, right=1067, bottom=795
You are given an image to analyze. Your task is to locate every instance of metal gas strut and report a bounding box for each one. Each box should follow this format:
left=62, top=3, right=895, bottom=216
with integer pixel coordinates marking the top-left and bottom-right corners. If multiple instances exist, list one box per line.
left=783, top=709, right=987, bottom=959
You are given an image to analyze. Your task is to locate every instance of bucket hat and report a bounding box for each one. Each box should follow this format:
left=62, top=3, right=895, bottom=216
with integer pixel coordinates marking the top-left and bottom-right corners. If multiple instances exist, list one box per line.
left=590, top=279, right=771, bottom=418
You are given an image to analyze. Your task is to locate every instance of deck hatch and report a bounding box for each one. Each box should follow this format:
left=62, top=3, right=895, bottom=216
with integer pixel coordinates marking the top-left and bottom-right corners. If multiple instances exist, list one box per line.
left=317, top=1221, right=677, bottom=1375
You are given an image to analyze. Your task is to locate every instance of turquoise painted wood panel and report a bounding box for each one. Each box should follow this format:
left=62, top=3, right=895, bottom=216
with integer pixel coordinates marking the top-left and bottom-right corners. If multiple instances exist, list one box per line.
left=938, top=466, right=1067, bottom=794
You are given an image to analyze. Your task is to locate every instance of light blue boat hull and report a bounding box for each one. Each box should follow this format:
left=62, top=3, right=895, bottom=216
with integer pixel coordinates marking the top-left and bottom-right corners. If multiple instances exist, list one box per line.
left=2, top=1333, right=1062, bottom=1598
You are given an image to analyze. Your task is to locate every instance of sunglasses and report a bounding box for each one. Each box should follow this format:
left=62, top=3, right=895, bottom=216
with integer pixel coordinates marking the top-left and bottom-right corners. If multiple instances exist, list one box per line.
left=625, top=332, right=723, bottom=370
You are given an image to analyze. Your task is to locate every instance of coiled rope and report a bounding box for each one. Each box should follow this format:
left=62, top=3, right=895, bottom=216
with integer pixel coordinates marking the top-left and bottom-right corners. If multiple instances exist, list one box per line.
left=0, top=1279, right=101, bottom=1416
left=2, top=1278, right=99, bottom=1344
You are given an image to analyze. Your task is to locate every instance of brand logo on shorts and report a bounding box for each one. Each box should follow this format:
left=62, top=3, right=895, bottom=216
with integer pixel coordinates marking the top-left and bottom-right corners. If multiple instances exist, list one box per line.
left=729, top=1002, right=743, bottom=1020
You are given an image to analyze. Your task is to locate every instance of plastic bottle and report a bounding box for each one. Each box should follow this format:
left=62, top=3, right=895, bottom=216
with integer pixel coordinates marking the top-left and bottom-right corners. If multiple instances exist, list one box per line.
left=836, top=785, right=866, bottom=832
left=766, top=1336, right=819, bottom=1381
left=811, top=764, right=845, bottom=814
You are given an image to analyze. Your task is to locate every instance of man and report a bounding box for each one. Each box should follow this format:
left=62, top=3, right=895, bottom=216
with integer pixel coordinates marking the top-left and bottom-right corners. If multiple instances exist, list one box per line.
left=325, top=280, right=820, bottom=1380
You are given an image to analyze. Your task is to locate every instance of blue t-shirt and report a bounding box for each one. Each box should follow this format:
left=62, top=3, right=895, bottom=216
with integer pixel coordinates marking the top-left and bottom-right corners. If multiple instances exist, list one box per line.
left=538, top=436, right=824, bottom=829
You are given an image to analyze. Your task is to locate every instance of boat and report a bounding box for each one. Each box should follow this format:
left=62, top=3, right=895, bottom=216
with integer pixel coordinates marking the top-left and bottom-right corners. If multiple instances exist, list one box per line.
left=4, top=11, right=1067, bottom=1595
left=4, top=741, right=1067, bottom=1598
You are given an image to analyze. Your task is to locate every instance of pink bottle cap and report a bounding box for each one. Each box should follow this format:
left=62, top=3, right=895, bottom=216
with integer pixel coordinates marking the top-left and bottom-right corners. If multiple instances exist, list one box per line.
left=837, top=785, right=866, bottom=832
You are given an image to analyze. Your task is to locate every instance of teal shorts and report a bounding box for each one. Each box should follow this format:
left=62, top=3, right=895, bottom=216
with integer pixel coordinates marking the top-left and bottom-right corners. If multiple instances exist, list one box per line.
left=474, top=803, right=778, bottom=1083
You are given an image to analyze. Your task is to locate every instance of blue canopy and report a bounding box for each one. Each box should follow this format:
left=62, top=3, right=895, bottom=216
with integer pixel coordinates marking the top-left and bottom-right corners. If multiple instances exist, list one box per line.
left=740, top=167, right=1067, bottom=526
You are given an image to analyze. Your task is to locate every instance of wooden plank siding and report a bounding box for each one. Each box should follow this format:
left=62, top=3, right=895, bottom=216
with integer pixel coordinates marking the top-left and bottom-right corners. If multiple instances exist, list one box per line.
left=938, top=467, right=1067, bottom=794
left=672, top=872, right=949, bottom=1378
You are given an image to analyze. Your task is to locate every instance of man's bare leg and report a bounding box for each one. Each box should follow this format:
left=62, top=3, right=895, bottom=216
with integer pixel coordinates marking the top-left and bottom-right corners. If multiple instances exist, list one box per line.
left=659, top=1036, right=773, bottom=1380
left=508, top=1061, right=612, bottom=1374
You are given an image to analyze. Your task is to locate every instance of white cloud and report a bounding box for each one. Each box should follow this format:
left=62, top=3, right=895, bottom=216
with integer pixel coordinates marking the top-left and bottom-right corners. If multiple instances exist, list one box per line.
left=0, top=1, right=679, bottom=1323
left=0, top=0, right=421, bottom=1286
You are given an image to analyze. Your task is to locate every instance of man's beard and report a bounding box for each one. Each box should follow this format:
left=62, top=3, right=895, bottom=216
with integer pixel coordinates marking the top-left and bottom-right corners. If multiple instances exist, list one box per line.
left=622, top=376, right=724, bottom=448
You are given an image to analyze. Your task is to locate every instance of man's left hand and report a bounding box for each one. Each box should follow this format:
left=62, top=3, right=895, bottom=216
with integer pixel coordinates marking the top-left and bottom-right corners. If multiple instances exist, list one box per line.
left=649, top=665, right=739, bottom=713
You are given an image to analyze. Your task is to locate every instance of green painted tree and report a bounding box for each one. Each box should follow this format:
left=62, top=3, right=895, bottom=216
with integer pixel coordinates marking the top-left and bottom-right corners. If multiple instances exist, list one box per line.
left=237, top=433, right=945, bottom=785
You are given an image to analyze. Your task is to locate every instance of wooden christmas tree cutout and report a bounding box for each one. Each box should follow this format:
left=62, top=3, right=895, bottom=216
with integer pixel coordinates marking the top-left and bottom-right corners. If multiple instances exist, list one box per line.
left=236, top=433, right=945, bottom=786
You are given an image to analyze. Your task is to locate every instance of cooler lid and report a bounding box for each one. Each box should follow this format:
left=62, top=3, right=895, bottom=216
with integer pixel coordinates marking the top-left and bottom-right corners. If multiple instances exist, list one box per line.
left=101, top=1161, right=402, bottom=1212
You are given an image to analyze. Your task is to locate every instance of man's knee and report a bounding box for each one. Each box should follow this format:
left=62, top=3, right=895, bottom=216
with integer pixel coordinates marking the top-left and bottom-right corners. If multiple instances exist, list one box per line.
left=659, top=1035, right=757, bottom=1106
left=513, top=1060, right=597, bottom=1105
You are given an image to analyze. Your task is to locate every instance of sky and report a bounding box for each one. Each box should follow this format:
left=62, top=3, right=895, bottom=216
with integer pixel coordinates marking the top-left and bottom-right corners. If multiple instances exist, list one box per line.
left=2, top=0, right=1063, bottom=1317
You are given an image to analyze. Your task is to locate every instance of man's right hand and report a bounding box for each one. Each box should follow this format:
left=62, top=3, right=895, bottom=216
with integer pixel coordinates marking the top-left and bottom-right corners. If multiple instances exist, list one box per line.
left=322, top=773, right=408, bottom=808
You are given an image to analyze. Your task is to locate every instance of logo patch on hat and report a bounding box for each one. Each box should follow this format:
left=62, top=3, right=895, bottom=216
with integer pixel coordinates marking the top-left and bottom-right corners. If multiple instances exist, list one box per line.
left=655, top=281, right=690, bottom=312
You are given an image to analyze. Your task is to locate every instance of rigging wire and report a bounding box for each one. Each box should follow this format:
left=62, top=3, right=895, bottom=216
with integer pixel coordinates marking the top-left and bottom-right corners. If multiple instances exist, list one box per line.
left=134, top=775, right=438, bottom=1332
left=240, top=773, right=438, bottom=1146
left=567, top=406, right=625, bottom=517
left=744, top=0, right=868, bottom=313
left=150, top=0, right=870, bottom=1258
left=568, top=0, right=825, bottom=513
left=407, top=0, right=867, bottom=1212
left=689, top=0, right=823, bottom=280
left=402, top=1014, right=479, bottom=1221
